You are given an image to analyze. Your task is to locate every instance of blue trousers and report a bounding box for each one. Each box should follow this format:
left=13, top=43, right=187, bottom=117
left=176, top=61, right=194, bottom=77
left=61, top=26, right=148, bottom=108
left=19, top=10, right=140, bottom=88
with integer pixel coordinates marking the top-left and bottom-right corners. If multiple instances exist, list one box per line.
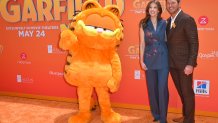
left=146, top=68, right=169, bottom=123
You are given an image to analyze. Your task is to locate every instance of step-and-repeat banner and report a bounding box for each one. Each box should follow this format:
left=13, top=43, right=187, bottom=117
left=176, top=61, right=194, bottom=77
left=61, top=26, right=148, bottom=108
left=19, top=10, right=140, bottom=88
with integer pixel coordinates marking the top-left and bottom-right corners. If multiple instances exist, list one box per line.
left=0, top=0, right=217, bottom=114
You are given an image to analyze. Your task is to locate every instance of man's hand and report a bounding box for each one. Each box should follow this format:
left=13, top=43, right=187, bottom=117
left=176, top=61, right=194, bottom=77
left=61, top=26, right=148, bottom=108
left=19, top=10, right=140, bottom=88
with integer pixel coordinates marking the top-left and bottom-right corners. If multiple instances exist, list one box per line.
left=184, top=65, right=194, bottom=75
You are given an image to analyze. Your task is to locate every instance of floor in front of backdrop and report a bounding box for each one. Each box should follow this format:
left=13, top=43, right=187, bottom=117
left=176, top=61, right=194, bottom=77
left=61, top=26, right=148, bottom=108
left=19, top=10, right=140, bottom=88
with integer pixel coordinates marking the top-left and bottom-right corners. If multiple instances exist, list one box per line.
left=0, top=96, right=218, bottom=123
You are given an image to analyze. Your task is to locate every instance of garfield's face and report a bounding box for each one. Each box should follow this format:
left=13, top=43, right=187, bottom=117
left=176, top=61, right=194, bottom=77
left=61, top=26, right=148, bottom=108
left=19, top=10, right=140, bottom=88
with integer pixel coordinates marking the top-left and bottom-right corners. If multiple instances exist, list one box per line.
left=70, top=0, right=123, bottom=50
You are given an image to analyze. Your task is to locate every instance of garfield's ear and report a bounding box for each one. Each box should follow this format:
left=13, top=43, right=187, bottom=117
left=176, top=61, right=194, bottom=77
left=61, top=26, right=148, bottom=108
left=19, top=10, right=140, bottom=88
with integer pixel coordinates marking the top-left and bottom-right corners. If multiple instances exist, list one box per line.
left=105, top=5, right=121, bottom=17
left=82, top=0, right=102, bottom=11
left=60, top=24, right=68, bottom=32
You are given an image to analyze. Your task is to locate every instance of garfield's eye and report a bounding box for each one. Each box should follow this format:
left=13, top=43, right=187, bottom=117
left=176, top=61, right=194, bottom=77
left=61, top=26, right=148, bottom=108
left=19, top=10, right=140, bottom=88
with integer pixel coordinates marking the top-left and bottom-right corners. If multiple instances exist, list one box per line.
left=104, top=29, right=113, bottom=33
left=86, top=25, right=113, bottom=33
left=96, top=27, right=104, bottom=32
left=86, top=25, right=95, bottom=29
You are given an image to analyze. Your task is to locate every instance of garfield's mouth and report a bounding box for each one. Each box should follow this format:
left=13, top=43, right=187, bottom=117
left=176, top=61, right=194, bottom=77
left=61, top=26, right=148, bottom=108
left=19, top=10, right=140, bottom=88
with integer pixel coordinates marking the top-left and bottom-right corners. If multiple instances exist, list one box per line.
left=75, top=20, right=122, bottom=40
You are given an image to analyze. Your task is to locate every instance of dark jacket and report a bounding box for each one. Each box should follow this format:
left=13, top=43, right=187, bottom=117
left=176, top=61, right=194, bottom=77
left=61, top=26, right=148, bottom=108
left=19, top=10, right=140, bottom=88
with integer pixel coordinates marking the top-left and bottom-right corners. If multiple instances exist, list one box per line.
left=166, top=11, right=199, bottom=69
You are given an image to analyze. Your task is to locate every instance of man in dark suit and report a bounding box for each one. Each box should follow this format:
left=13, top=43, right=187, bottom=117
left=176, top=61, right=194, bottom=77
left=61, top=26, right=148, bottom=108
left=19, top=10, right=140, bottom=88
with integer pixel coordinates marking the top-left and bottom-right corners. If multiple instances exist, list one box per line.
left=165, top=0, right=199, bottom=123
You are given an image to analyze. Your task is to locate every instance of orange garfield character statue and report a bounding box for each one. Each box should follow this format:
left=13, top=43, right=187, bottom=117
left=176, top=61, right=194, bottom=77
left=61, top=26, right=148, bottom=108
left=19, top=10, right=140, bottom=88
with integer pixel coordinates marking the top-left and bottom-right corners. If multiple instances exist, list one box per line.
left=59, top=0, right=124, bottom=122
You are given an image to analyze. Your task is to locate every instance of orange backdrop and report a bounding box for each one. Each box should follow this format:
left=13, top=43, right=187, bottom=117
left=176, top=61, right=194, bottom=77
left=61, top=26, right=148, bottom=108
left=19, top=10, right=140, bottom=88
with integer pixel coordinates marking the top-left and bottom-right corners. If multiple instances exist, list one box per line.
left=0, top=0, right=217, bottom=114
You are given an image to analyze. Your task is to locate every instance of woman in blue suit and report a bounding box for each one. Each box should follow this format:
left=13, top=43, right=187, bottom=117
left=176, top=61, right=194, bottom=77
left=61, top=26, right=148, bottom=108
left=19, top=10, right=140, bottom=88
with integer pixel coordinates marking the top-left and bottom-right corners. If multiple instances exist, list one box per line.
left=139, top=1, right=169, bottom=123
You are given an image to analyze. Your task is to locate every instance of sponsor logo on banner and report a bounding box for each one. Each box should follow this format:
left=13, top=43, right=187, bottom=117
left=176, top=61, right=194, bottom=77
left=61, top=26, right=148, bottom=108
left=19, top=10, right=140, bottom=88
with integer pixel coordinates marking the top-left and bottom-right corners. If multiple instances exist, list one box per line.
left=17, top=52, right=32, bottom=65
left=0, top=44, right=3, bottom=55
left=126, top=45, right=139, bottom=60
left=16, top=74, right=34, bottom=83
left=130, top=0, right=166, bottom=14
left=48, top=45, right=53, bottom=54
left=198, top=16, right=209, bottom=25
left=49, top=70, right=64, bottom=77
left=47, top=45, right=66, bottom=54
left=198, top=50, right=218, bottom=59
left=194, top=80, right=210, bottom=95
left=16, top=74, right=22, bottom=83
left=134, top=70, right=145, bottom=80
left=20, top=52, right=27, bottom=60
left=197, top=16, right=215, bottom=31
left=134, top=70, right=141, bottom=80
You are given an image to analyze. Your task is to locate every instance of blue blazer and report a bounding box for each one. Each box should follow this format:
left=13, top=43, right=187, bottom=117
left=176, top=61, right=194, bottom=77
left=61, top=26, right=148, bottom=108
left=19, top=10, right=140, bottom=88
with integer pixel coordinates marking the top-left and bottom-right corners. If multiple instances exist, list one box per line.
left=142, top=19, right=168, bottom=70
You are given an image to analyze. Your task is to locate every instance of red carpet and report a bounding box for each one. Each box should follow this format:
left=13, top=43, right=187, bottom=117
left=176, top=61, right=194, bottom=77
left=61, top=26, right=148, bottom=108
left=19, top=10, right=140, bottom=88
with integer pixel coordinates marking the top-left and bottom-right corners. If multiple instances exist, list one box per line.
left=0, top=96, right=217, bottom=123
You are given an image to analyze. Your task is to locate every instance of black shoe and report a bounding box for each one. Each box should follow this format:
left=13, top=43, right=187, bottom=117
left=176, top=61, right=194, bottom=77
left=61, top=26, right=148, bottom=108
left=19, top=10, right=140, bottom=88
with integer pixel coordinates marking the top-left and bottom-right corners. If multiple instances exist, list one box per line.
left=153, top=119, right=159, bottom=122
left=172, top=117, right=184, bottom=122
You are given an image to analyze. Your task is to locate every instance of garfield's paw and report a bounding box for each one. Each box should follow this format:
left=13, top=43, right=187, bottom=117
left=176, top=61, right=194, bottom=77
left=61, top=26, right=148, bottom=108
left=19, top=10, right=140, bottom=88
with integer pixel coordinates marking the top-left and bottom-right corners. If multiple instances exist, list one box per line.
left=64, top=70, right=80, bottom=86
left=107, top=78, right=117, bottom=93
left=68, top=112, right=92, bottom=123
left=59, top=30, right=77, bottom=50
left=101, top=110, right=121, bottom=123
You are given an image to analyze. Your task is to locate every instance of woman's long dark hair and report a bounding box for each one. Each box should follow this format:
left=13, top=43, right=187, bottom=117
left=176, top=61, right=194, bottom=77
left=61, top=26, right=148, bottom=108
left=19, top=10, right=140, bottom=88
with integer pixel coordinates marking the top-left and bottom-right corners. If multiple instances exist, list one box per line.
left=139, top=0, right=163, bottom=29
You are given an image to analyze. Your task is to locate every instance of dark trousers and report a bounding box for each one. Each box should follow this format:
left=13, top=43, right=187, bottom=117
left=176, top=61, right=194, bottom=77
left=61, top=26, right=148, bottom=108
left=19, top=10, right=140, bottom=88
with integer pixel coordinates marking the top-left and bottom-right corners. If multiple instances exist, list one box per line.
left=146, top=68, right=169, bottom=123
left=170, top=68, right=195, bottom=123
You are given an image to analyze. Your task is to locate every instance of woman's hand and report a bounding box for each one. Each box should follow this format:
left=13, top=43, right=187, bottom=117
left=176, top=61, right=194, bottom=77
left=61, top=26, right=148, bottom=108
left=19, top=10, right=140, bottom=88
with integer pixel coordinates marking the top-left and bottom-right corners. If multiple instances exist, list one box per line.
left=140, top=61, right=148, bottom=70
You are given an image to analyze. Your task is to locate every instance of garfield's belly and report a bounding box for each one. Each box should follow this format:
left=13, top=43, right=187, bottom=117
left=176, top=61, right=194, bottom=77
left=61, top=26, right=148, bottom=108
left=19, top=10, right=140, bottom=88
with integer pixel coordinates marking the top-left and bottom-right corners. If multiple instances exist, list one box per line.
left=65, top=61, right=112, bottom=87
